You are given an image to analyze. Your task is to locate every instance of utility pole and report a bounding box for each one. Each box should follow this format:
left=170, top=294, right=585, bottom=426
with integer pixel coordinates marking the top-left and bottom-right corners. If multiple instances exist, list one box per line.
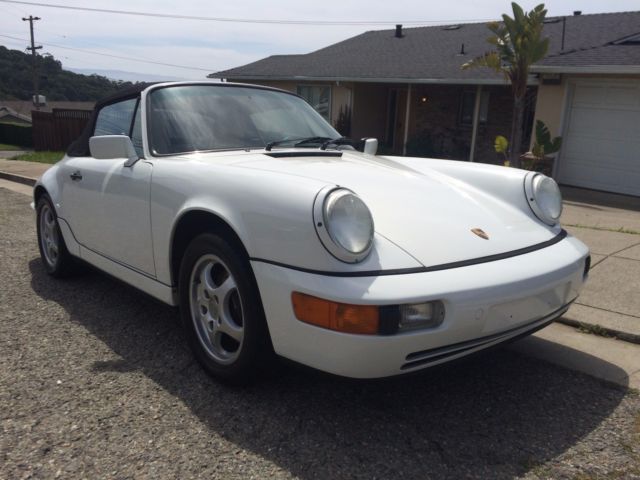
left=22, top=15, right=42, bottom=110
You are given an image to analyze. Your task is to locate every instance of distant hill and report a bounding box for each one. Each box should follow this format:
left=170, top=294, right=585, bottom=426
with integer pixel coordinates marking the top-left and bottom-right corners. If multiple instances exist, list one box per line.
left=68, top=67, right=187, bottom=83
left=0, top=45, right=136, bottom=101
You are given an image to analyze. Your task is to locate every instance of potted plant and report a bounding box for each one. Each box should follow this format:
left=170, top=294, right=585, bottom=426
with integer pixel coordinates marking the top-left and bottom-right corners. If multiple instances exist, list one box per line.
left=494, top=135, right=510, bottom=166
left=521, top=120, right=562, bottom=176
left=494, top=120, right=562, bottom=176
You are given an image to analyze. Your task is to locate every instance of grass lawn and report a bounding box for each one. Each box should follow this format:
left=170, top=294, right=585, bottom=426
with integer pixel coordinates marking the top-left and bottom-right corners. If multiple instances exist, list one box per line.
left=0, top=143, right=25, bottom=151
left=10, top=151, right=64, bottom=164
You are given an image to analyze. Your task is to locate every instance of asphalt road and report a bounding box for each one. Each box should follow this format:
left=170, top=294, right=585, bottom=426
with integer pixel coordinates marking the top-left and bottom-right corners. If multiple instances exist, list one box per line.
left=1, top=186, right=639, bottom=479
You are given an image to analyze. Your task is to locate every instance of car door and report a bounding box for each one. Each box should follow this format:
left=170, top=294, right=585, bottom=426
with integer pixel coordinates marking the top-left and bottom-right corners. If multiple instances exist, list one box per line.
left=61, top=97, right=156, bottom=276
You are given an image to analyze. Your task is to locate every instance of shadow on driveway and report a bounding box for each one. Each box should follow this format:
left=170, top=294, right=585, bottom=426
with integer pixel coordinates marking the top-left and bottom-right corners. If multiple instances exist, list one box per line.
left=562, top=185, right=640, bottom=212
left=29, top=259, right=628, bottom=479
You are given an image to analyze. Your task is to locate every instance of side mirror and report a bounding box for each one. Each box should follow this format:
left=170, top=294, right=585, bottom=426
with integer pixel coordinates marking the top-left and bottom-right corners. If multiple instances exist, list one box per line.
left=89, top=135, right=139, bottom=167
left=362, top=138, right=378, bottom=156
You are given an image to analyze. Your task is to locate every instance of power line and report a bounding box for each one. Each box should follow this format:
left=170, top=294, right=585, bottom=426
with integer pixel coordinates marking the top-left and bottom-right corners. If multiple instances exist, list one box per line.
left=1, top=1, right=28, bottom=15
left=0, top=34, right=213, bottom=72
left=0, top=0, right=493, bottom=26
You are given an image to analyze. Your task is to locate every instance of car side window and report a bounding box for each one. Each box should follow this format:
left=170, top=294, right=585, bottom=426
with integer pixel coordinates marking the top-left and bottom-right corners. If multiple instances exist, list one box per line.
left=130, top=103, right=144, bottom=157
left=94, top=98, right=137, bottom=136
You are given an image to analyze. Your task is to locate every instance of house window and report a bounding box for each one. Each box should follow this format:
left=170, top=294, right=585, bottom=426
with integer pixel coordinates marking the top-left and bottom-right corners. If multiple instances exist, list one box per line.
left=459, top=90, right=490, bottom=126
left=297, top=85, right=331, bottom=121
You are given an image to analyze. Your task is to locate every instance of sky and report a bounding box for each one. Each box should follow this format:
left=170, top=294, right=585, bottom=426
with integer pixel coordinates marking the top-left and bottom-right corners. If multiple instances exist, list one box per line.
left=1, top=0, right=639, bottom=81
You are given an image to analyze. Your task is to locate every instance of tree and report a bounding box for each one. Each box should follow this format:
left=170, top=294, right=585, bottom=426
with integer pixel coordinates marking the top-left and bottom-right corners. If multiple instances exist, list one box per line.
left=462, top=3, right=549, bottom=168
left=0, top=46, right=136, bottom=101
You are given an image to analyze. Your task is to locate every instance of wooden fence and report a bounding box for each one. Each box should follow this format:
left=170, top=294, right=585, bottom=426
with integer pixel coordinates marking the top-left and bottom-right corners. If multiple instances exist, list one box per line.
left=32, top=108, right=92, bottom=151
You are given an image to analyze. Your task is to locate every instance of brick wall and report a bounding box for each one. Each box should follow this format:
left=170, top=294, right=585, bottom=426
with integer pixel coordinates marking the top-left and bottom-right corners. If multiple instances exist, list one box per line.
left=408, top=85, right=472, bottom=160
left=408, top=84, right=527, bottom=164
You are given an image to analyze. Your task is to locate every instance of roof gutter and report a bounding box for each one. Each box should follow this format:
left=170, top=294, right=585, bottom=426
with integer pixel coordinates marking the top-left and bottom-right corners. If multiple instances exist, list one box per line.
left=209, top=75, right=539, bottom=86
left=532, top=65, right=640, bottom=75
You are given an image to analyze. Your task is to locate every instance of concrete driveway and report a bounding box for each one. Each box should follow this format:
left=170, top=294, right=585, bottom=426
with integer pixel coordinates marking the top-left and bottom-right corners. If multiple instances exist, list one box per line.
left=560, top=187, right=640, bottom=341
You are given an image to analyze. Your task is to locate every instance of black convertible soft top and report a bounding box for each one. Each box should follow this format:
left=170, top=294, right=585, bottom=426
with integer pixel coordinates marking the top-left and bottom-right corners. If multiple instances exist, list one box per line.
left=66, top=81, right=302, bottom=157
left=67, top=82, right=156, bottom=157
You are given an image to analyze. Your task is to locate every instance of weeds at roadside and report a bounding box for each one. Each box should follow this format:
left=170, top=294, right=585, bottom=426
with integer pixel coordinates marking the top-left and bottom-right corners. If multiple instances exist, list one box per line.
left=9, top=151, right=63, bottom=164
left=576, top=323, right=614, bottom=338
left=566, top=224, right=640, bottom=236
left=0, top=143, right=24, bottom=151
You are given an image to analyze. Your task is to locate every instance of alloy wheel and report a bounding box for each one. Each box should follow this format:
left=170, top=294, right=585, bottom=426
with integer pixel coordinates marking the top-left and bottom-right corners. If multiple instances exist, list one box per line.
left=189, top=254, right=245, bottom=364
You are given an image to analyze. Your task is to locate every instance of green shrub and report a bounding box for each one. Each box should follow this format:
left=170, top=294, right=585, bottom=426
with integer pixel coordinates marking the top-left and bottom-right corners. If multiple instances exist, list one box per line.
left=0, top=123, right=32, bottom=147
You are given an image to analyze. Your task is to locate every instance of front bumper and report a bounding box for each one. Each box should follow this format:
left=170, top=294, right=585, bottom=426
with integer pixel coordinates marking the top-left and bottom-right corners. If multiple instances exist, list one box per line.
left=252, top=234, right=590, bottom=378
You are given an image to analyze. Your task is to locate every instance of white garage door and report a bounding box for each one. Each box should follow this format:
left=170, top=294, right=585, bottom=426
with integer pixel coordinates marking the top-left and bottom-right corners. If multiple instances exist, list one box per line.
left=559, top=80, right=640, bottom=196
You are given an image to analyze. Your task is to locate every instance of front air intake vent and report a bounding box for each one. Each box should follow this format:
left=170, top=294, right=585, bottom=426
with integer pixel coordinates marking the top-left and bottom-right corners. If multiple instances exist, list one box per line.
left=264, top=151, right=342, bottom=158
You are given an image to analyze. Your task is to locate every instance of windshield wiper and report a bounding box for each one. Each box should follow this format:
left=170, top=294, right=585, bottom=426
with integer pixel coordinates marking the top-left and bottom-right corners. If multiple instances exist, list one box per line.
left=265, top=139, right=293, bottom=151
left=294, top=136, right=335, bottom=147
left=320, top=137, right=352, bottom=150
left=265, top=136, right=333, bottom=151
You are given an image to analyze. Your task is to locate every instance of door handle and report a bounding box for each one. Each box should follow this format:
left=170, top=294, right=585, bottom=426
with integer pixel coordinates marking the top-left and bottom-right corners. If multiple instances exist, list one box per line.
left=70, top=171, right=83, bottom=181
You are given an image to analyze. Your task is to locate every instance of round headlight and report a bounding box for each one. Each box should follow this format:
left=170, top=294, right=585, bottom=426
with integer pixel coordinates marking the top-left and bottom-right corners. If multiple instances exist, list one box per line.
left=524, top=172, right=563, bottom=225
left=313, top=187, right=374, bottom=263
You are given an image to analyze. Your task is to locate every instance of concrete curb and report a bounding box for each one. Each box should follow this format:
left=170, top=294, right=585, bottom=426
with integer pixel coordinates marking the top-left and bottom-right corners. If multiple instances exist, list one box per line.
left=0, top=171, right=36, bottom=187
left=556, top=317, right=640, bottom=345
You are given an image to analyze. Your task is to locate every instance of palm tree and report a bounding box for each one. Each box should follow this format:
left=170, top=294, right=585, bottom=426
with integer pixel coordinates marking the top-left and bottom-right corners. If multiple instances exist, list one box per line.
left=462, top=3, right=549, bottom=168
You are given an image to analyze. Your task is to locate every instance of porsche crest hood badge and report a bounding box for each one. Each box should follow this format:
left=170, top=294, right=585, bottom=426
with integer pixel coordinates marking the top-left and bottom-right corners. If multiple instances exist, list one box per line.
left=471, top=228, right=489, bottom=240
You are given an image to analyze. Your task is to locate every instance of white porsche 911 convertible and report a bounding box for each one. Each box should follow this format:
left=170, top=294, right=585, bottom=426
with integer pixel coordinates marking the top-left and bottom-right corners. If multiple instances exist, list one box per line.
left=34, top=81, right=590, bottom=382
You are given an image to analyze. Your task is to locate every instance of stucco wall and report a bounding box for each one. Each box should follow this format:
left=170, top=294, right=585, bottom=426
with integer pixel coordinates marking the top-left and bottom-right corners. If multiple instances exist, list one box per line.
left=531, top=82, right=566, bottom=141
left=531, top=74, right=640, bottom=148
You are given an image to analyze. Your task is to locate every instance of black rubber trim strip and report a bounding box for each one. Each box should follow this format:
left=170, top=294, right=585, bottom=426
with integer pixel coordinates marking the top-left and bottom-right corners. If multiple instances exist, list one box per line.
left=250, top=229, right=568, bottom=278
left=401, top=303, right=572, bottom=370
left=378, top=305, right=401, bottom=335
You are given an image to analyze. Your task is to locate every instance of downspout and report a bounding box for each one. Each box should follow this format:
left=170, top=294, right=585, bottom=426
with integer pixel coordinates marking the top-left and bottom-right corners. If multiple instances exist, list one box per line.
left=402, top=84, right=412, bottom=156
left=469, top=84, right=482, bottom=162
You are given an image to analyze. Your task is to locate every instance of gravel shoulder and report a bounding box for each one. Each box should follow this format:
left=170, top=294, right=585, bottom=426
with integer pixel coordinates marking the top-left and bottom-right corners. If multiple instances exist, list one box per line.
left=1, top=186, right=639, bottom=479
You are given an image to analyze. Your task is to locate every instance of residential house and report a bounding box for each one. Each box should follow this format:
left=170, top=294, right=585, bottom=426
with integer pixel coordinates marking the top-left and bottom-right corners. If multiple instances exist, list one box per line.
left=0, top=106, right=31, bottom=125
left=0, top=100, right=95, bottom=122
left=211, top=22, right=523, bottom=164
left=211, top=11, right=640, bottom=196
left=530, top=14, right=640, bottom=196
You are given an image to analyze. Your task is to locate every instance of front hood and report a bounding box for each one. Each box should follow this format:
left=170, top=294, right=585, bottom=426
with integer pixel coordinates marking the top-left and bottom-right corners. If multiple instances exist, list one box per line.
left=228, top=150, right=558, bottom=268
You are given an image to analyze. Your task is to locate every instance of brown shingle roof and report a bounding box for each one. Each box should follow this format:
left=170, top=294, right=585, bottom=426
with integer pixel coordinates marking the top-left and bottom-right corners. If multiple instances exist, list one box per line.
left=211, top=11, right=640, bottom=81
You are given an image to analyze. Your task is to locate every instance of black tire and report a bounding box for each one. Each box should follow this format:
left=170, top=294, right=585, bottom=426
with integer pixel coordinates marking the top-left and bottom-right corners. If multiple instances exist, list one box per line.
left=36, top=194, right=78, bottom=278
left=178, top=233, right=272, bottom=384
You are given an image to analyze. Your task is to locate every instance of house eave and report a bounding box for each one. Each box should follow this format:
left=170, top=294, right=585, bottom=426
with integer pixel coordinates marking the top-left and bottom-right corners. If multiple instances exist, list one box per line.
left=531, top=65, right=640, bottom=75
left=210, top=74, right=539, bottom=86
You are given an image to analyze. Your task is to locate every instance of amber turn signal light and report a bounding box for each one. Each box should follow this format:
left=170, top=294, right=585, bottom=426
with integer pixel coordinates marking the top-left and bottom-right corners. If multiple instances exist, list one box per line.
left=291, top=292, right=379, bottom=335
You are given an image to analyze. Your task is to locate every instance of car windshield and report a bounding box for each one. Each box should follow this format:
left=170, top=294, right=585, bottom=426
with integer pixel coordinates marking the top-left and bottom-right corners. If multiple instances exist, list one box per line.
left=147, top=84, right=341, bottom=155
